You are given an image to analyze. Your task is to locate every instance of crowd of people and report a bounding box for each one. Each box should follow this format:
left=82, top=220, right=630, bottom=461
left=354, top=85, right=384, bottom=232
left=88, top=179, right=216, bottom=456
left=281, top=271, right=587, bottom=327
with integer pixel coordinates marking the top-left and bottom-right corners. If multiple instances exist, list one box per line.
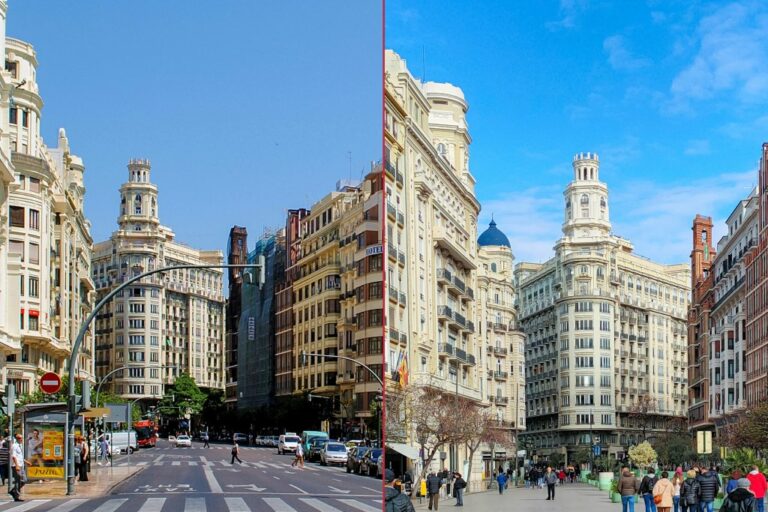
left=616, top=464, right=767, bottom=512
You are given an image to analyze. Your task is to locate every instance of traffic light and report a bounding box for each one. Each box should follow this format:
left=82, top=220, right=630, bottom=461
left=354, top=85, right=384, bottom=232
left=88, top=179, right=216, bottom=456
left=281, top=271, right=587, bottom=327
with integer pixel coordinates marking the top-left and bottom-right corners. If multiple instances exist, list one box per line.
left=1, top=383, right=15, bottom=417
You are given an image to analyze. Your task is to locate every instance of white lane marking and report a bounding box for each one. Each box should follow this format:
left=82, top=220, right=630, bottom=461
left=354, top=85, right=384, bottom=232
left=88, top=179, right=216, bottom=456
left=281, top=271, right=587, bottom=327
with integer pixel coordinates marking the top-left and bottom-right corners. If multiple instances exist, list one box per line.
left=273, top=475, right=281, bottom=480
left=262, top=498, right=297, bottom=511
left=137, top=498, right=166, bottom=512
left=253, top=462, right=267, bottom=468
left=188, top=461, right=198, bottom=466
left=185, top=498, right=206, bottom=512
left=299, top=498, right=342, bottom=512
left=4, top=501, right=51, bottom=512
left=289, top=484, right=307, bottom=494
left=155, top=455, right=165, bottom=462
left=137, top=461, right=148, bottom=466
left=361, top=486, right=379, bottom=493
left=200, top=455, right=208, bottom=462
left=224, top=497, right=250, bottom=512
left=92, top=499, right=129, bottom=512
left=204, top=464, right=223, bottom=494
left=171, top=461, right=181, bottom=466
left=153, top=462, right=164, bottom=466
left=47, top=500, right=87, bottom=512
left=337, top=499, right=380, bottom=512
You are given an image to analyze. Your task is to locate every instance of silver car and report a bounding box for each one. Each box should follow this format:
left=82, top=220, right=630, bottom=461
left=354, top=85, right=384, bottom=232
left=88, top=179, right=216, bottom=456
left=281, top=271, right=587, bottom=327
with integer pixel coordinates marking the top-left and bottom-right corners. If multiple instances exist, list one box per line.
left=320, top=442, right=348, bottom=466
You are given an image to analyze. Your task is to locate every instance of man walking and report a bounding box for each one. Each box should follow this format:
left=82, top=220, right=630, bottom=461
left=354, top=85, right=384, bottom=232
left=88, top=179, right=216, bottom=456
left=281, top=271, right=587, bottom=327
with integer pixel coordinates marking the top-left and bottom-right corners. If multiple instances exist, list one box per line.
left=202, top=432, right=210, bottom=449
left=696, top=466, right=721, bottom=512
left=427, top=471, right=441, bottom=510
left=385, top=469, right=416, bottom=512
left=545, top=466, right=558, bottom=500
left=640, top=468, right=659, bottom=512
left=747, top=465, right=767, bottom=512
left=618, top=467, right=640, bottom=512
left=230, top=442, right=242, bottom=464
left=9, top=434, right=26, bottom=502
left=98, top=436, right=109, bottom=465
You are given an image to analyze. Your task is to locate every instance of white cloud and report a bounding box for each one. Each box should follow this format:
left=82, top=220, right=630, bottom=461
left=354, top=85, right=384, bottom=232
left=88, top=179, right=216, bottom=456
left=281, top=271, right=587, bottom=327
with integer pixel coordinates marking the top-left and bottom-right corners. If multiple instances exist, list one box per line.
left=480, top=170, right=757, bottom=267
left=668, top=2, right=768, bottom=111
left=603, top=35, right=651, bottom=71
left=547, top=0, right=589, bottom=31
left=684, top=139, right=710, bottom=155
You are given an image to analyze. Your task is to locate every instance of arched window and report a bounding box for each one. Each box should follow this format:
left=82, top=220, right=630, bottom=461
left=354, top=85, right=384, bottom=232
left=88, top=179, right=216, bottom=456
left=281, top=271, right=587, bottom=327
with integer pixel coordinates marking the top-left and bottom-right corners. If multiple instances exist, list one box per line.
left=491, top=262, right=497, bottom=272
left=121, top=195, right=126, bottom=215
left=580, top=194, right=589, bottom=205
left=134, top=194, right=142, bottom=215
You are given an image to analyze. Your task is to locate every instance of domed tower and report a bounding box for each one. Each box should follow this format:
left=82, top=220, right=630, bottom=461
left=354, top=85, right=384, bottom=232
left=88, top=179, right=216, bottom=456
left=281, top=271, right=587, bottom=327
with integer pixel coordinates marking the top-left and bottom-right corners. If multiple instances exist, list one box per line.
left=118, top=159, right=159, bottom=232
left=562, top=152, right=611, bottom=239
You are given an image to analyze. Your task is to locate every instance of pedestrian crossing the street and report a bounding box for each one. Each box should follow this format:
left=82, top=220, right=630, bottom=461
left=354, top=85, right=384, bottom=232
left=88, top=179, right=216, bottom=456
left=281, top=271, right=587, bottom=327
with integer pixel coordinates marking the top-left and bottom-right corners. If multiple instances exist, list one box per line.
left=0, top=496, right=383, bottom=512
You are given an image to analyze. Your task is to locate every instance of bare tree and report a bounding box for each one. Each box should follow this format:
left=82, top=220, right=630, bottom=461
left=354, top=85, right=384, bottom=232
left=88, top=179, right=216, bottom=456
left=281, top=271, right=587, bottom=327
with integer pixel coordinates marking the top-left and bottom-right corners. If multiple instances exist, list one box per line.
left=628, top=394, right=658, bottom=442
left=461, top=408, right=512, bottom=489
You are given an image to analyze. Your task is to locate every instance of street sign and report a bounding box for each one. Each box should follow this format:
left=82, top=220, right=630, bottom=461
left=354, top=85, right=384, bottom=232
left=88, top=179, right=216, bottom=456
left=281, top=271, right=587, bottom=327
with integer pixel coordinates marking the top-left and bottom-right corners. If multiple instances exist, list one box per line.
left=40, top=372, right=62, bottom=394
left=593, top=445, right=602, bottom=456
left=80, top=407, right=111, bottom=418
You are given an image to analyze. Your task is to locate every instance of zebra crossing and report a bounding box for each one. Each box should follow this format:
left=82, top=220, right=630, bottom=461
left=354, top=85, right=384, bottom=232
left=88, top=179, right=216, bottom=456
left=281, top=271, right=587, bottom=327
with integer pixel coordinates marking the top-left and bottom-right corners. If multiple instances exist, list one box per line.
left=125, top=460, right=342, bottom=474
left=0, top=496, right=382, bottom=512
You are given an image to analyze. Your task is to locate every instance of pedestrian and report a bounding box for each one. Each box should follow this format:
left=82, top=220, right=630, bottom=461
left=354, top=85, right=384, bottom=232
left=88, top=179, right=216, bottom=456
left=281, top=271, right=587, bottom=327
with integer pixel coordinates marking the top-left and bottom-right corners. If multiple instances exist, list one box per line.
left=696, top=466, right=721, bottom=512
left=77, top=436, right=89, bottom=481
left=453, top=472, right=466, bottom=506
left=98, top=436, right=109, bottom=465
left=497, top=470, right=508, bottom=495
left=9, top=434, right=26, bottom=502
left=726, top=470, right=743, bottom=495
left=618, top=467, right=640, bottom=512
left=544, top=466, right=558, bottom=500
left=558, top=468, right=566, bottom=485
left=202, top=432, right=210, bottom=449
left=680, top=469, right=701, bottom=512
left=640, top=468, right=660, bottom=512
left=230, top=442, right=242, bottom=464
left=652, top=471, right=674, bottom=512
left=720, top=478, right=757, bottom=512
left=385, top=469, right=416, bottom=512
left=427, top=471, right=441, bottom=510
left=290, top=442, right=304, bottom=469
left=671, top=467, right=684, bottom=512
left=747, top=464, right=767, bottom=512
left=0, top=438, right=8, bottom=486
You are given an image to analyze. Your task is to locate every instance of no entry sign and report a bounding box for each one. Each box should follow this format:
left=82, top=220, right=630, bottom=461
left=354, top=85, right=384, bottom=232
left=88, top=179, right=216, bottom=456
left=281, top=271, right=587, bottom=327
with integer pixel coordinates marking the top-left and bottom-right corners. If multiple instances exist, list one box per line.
left=40, top=372, right=61, bottom=394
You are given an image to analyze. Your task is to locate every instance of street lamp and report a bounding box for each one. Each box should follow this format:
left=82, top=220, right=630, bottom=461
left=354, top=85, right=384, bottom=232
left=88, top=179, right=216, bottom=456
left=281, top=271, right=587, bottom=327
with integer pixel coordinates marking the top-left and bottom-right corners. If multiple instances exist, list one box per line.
left=65, top=262, right=263, bottom=495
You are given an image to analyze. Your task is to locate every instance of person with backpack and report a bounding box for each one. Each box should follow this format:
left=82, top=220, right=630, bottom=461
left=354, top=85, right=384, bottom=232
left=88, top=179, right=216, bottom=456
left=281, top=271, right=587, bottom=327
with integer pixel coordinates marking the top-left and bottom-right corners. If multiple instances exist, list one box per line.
left=696, top=467, right=721, bottom=512
left=640, top=468, right=660, bottom=512
left=720, top=478, right=758, bottom=512
left=385, top=469, right=415, bottom=512
left=230, top=442, right=242, bottom=464
left=453, top=472, right=466, bottom=506
left=680, top=469, right=701, bottom=512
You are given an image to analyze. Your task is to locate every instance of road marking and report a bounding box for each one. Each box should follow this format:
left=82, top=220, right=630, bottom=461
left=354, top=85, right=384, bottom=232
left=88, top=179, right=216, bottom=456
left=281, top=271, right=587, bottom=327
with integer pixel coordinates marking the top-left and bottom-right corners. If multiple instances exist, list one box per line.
left=188, top=461, right=198, bottom=466
left=172, top=461, right=181, bottom=466
left=337, top=499, right=380, bottom=512
left=204, top=464, right=223, bottom=494
left=273, top=475, right=281, bottom=480
left=137, top=498, right=166, bottom=512
left=289, top=484, right=307, bottom=494
left=155, top=455, right=165, bottom=463
left=262, top=498, right=297, bottom=511
left=185, top=498, right=206, bottom=512
left=200, top=456, right=208, bottom=462
left=328, top=486, right=351, bottom=494
left=361, top=486, right=379, bottom=493
left=299, top=498, right=345, bottom=512
left=6, top=499, right=51, bottom=510
left=92, top=498, right=129, bottom=512
left=153, top=462, right=164, bottom=466
left=225, top=484, right=265, bottom=492
left=224, top=497, right=250, bottom=512
left=137, top=461, right=148, bottom=466
left=47, top=499, right=87, bottom=512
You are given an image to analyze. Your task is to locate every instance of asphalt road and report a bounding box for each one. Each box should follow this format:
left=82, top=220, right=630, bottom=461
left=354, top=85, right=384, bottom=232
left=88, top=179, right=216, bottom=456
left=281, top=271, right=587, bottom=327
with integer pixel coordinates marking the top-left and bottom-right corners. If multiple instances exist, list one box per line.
left=2, top=439, right=383, bottom=512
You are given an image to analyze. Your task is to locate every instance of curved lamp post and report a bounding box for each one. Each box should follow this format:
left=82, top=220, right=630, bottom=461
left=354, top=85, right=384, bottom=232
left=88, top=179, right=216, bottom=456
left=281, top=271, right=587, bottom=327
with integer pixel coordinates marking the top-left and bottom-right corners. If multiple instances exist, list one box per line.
left=66, top=262, right=263, bottom=495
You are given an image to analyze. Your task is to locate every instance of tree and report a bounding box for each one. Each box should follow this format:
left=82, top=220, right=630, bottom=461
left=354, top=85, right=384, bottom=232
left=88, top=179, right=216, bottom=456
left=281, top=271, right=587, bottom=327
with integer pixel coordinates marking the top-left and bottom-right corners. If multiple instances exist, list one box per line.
left=723, top=448, right=766, bottom=474
left=628, top=394, right=658, bottom=442
left=726, top=404, right=768, bottom=452
left=157, top=373, right=206, bottom=419
left=628, top=441, right=657, bottom=468
left=462, top=407, right=512, bottom=488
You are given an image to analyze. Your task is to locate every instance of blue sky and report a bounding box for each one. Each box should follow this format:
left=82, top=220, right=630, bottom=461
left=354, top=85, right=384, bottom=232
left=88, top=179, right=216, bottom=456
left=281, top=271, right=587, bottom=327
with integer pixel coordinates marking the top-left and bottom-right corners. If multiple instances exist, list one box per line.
left=387, top=0, right=767, bottom=264
left=10, top=1, right=381, bottom=252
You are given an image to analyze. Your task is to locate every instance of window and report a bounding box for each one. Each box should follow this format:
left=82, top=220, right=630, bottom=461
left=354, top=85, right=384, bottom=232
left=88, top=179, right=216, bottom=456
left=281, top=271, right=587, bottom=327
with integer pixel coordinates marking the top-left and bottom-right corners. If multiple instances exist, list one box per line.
left=128, top=318, right=145, bottom=329
left=29, top=243, right=39, bottom=264
left=21, top=110, right=28, bottom=128
left=129, top=303, right=145, bottom=313
left=128, top=351, right=145, bottom=362
left=575, top=375, right=594, bottom=387
left=9, top=240, right=24, bottom=260
left=600, top=320, right=610, bottom=331
left=129, top=335, right=145, bottom=345
left=576, top=413, right=594, bottom=425
left=600, top=375, right=611, bottom=387
left=601, top=394, right=611, bottom=406
left=601, top=414, right=612, bottom=425
left=9, top=107, right=17, bottom=125
left=600, top=356, right=611, bottom=368
left=575, top=338, right=593, bottom=349
left=9, top=206, right=24, bottom=227
left=28, top=209, right=40, bottom=230
left=29, top=177, right=40, bottom=193
left=134, top=194, right=142, bottom=215
left=128, top=368, right=144, bottom=378
left=600, top=337, right=610, bottom=350
left=28, top=315, right=38, bottom=331
left=575, top=356, right=593, bottom=368
left=5, top=61, right=17, bottom=78
left=575, top=320, right=593, bottom=330
left=29, top=277, right=38, bottom=298
left=575, top=394, right=594, bottom=405
left=580, top=194, right=589, bottom=205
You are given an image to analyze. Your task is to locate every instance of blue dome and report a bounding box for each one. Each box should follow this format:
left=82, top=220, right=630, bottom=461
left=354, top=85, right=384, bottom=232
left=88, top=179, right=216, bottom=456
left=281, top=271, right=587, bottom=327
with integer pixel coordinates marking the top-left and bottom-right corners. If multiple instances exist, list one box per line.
left=478, top=219, right=511, bottom=248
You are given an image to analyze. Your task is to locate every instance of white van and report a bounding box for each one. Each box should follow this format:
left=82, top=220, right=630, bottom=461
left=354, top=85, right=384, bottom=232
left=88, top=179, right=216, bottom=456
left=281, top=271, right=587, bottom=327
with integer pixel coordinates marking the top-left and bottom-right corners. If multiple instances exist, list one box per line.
left=93, top=430, right=138, bottom=455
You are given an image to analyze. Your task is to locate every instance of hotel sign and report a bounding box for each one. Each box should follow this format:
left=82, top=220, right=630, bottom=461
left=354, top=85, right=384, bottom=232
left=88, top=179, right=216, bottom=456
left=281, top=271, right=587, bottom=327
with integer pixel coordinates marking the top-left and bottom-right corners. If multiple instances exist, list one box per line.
left=366, top=245, right=383, bottom=257
left=247, top=317, right=255, bottom=341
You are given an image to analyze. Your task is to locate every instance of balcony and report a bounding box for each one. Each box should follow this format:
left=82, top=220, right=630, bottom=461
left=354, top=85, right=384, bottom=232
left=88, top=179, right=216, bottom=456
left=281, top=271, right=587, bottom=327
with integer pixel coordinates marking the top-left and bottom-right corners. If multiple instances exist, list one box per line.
left=493, top=346, right=508, bottom=356
left=494, top=371, right=508, bottom=380
left=432, top=225, right=476, bottom=270
left=496, top=396, right=509, bottom=405
left=389, top=328, right=400, bottom=342
left=397, top=212, right=405, bottom=226
left=438, top=343, right=455, bottom=358
left=396, top=171, right=404, bottom=187
left=399, top=292, right=407, bottom=306
left=437, top=305, right=453, bottom=321
left=386, top=202, right=397, bottom=220
left=436, top=268, right=452, bottom=286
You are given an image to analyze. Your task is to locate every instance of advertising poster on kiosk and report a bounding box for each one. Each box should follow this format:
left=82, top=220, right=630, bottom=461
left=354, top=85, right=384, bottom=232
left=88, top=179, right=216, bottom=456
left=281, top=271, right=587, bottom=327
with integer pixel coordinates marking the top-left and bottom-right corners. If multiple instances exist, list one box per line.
left=24, top=422, right=66, bottom=479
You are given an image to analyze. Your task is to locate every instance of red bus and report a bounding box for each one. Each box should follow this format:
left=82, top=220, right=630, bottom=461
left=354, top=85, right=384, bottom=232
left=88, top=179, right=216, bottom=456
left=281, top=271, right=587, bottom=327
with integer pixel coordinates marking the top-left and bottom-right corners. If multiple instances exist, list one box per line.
left=134, top=420, right=157, bottom=448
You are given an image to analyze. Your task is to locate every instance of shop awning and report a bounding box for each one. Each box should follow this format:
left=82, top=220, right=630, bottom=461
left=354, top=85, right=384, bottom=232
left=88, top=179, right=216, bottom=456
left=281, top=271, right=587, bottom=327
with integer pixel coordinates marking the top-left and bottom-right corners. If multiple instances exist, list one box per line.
left=386, top=443, right=419, bottom=460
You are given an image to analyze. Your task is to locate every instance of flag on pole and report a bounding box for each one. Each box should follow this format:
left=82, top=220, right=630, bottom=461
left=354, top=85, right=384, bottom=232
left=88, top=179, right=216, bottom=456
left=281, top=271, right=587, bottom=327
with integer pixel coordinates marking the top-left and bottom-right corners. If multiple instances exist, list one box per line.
left=398, top=352, right=409, bottom=386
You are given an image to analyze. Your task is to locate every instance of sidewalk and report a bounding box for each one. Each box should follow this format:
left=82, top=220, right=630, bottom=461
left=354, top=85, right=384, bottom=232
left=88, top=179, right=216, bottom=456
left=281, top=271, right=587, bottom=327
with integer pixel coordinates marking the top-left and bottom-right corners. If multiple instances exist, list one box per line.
left=412, top=483, right=618, bottom=511
left=7, top=461, right=145, bottom=500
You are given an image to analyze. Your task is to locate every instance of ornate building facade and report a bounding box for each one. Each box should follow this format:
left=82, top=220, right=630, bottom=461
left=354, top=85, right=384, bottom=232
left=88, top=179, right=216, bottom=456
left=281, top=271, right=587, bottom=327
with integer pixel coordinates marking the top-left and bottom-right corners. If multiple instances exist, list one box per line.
left=516, top=153, right=690, bottom=463
left=91, top=160, right=225, bottom=402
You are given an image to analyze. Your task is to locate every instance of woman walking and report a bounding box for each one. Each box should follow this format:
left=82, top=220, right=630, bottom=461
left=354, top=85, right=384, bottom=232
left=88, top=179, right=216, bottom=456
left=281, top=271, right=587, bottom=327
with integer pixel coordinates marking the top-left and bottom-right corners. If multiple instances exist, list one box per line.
left=671, top=468, right=684, bottom=512
left=653, top=471, right=675, bottom=512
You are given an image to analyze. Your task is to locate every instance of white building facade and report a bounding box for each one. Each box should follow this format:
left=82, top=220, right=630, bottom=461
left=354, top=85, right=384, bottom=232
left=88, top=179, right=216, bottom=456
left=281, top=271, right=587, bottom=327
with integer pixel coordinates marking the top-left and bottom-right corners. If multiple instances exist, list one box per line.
left=2, top=7, right=95, bottom=396
left=516, top=153, right=690, bottom=463
left=708, top=188, right=757, bottom=433
left=92, top=160, right=225, bottom=401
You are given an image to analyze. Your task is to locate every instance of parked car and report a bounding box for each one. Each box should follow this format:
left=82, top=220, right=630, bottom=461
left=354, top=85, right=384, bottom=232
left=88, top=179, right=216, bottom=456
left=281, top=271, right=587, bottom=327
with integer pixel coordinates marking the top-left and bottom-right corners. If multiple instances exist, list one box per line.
left=233, top=433, right=248, bottom=444
left=307, top=438, right=327, bottom=462
left=347, top=446, right=368, bottom=474
left=269, top=436, right=279, bottom=447
left=175, top=435, right=192, bottom=448
left=320, top=442, right=348, bottom=466
left=360, top=448, right=382, bottom=477
left=345, top=439, right=364, bottom=449
left=278, top=434, right=301, bottom=455
left=254, top=435, right=265, bottom=446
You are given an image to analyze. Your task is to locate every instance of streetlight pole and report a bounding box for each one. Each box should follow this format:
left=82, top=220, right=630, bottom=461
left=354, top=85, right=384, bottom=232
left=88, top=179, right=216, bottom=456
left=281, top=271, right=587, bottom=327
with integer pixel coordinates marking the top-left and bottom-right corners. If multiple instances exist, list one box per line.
left=66, top=262, right=262, bottom=495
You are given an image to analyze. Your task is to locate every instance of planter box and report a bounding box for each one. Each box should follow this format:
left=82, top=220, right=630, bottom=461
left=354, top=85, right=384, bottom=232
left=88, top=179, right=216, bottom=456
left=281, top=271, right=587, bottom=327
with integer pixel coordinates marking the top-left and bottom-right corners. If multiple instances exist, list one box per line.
left=611, top=492, right=622, bottom=503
